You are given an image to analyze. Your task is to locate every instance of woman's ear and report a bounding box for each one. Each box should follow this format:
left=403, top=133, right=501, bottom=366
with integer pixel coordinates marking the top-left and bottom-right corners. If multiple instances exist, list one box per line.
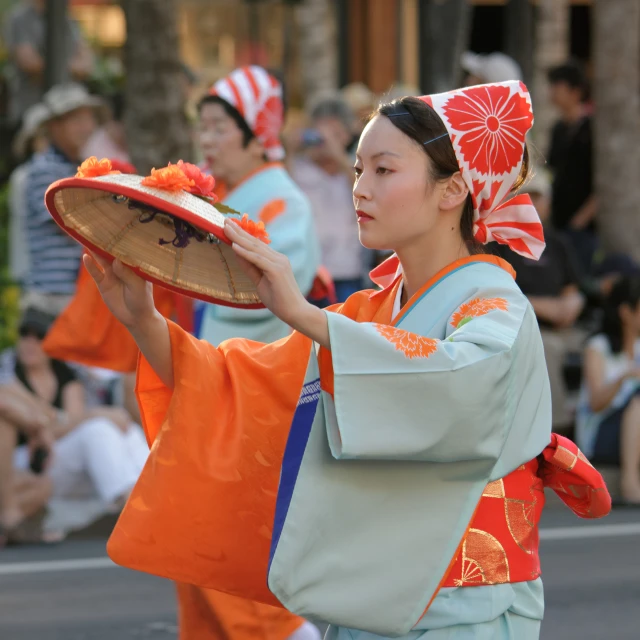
left=247, top=137, right=267, bottom=161
left=440, top=172, right=469, bottom=211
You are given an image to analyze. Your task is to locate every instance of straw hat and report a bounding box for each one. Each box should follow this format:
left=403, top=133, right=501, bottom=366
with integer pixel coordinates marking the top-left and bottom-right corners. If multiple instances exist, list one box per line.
left=45, top=158, right=267, bottom=308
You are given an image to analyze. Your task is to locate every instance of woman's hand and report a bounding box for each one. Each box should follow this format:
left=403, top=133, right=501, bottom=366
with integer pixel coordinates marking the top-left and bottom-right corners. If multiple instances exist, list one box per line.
left=83, top=252, right=157, bottom=330
left=225, top=220, right=331, bottom=348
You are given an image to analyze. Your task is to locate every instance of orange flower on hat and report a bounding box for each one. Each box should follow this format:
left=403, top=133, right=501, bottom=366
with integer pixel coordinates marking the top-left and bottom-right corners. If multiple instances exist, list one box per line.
left=142, top=164, right=195, bottom=192
left=76, top=157, right=121, bottom=179
left=177, top=160, right=217, bottom=201
left=231, top=213, right=271, bottom=244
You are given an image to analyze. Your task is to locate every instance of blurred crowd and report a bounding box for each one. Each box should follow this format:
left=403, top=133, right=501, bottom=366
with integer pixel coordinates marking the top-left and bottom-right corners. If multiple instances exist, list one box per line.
left=2, top=0, right=640, bottom=550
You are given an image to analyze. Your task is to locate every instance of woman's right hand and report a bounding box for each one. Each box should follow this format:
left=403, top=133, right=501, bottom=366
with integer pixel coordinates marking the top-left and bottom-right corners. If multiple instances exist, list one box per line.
left=83, top=253, right=156, bottom=329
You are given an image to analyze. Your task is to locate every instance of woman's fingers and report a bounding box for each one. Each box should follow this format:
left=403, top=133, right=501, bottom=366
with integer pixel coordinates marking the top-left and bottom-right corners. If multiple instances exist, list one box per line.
left=225, top=221, right=275, bottom=254
left=87, top=250, right=111, bottom=272
left=231, top=242, right=275, bottom=274
left=112, top=259, right=143, bottom=288
left=83, top=253, right=105, bottom=284
left=232, top=252, right=263, bottom=286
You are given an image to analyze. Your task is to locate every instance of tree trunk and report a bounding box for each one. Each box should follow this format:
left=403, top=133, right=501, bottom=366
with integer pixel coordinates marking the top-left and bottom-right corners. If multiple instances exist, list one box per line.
left=593, top=0, right=640, bottom=259
left=531, top=0, right=569, bottom=156
left=121, top=0, right=191, bottom=175
left=295, top=0, right=337, bottom=105
left=504, top=0, right=534, bottom=88
left=418, top=0, right=472, bottom=95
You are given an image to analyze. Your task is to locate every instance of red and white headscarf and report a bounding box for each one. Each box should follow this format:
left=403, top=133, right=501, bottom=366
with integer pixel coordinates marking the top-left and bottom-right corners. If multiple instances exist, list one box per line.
left=421, top=81, right=545, bottom=260
left=210, top=66, right=285, bottom=162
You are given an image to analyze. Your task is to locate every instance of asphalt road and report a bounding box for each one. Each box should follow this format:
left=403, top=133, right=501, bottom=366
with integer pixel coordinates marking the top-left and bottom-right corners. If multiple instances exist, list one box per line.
left=1, top=505, right=639, bottom=640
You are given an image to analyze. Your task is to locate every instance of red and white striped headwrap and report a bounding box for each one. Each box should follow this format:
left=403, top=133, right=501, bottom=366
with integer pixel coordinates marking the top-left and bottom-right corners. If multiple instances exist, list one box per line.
left=421, top=81, right=545, bottom=260
left=210, top=66, right=285, bottom=162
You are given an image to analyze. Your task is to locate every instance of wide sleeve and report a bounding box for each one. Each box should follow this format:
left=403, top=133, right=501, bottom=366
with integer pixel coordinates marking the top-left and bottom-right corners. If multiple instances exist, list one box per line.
left=324, top=288, right=551, bottom=466
left=108, top=320, right=313, bottom=606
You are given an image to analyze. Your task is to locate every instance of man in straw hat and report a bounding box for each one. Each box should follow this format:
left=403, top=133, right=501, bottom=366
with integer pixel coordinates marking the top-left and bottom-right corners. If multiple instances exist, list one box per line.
left=23, top=83, right=106, bottom=315
left=194, top=65, right=321, bottom=347
left=180, top=66, right=322, bottom=640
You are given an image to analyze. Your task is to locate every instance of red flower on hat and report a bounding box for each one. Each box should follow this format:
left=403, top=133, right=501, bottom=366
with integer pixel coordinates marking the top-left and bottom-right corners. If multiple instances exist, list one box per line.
left=442, top=85, right=532, bottom=176
left=231, top=213, right=271, bottom=244
left=76, top=157, right=121, bottom=179
left=254, top=95, right=283, bottom=151
left=177, top=161, right=218, bottom=201
left=142, top=165, right=195, bottom=192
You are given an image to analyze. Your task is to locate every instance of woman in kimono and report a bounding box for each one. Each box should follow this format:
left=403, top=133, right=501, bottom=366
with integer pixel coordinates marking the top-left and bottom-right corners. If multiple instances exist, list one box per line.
left=195, top=65, right=321, bottom=344
left=87, top=82, right=610, bottom=639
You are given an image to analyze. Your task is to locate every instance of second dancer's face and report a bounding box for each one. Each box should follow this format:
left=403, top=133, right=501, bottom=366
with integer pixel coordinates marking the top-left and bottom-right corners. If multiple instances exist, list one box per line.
left=353, top=115, right=464, bottom=253
left=198, top=102, right=264, bottom=184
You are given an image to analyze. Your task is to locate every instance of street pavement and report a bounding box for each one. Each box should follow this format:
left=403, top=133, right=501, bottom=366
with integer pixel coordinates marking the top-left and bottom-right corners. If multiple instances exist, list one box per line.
left=0, top=503, right=639, bottom=640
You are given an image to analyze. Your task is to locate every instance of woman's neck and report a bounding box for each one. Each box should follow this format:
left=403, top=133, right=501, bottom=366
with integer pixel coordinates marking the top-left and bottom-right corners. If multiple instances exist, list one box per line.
left=397, top=228, right=470, bottom=305
left=225, top=158, right=268, bottom=190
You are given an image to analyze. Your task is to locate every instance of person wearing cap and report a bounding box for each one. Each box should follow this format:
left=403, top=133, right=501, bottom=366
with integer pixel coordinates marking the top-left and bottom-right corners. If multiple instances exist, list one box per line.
left=8, top=102, right=50, bottom=285
left=461, top=51, right=522, bottom=85
left=88, top=82, right=610, bottom=639
left=23, top=83, right=105, bottom=314
left=195, top=65, right=321, bottom=347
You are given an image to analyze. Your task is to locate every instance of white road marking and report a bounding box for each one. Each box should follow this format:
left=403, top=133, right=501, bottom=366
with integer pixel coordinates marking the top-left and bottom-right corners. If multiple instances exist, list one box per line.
left=540, top=521, right=640, bottom=541
left=0, top=557, right=116, bottom=575
left=1, top=522, right=639, bottom=576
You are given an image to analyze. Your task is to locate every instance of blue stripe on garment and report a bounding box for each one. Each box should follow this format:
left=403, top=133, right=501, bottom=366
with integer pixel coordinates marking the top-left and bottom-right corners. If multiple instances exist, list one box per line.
left=268, top=378, right=321, bottom=572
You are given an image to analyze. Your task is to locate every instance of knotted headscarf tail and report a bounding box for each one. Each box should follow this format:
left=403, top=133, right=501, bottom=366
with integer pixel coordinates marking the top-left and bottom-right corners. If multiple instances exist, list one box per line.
left=210, top=65, right=285, bottom=162
left=420, top=81, right=545, bottom=260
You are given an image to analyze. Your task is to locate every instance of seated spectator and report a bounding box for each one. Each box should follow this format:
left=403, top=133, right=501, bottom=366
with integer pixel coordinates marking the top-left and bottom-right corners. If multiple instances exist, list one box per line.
left=1, top=308, right=149, bottom=514
left=576, top=277, right=640, bottom=504
left=496, top=172, right=586, bottom=429
left=24, top=83, right=105, bottom=314
left=289, top=96, right=368, bottom=302
left=0, top=373, right=54, bottom=546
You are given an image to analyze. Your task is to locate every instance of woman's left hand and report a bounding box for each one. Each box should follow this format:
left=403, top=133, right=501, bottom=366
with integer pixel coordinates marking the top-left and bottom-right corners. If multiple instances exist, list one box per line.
left=225, top=220, right=309, bottom=326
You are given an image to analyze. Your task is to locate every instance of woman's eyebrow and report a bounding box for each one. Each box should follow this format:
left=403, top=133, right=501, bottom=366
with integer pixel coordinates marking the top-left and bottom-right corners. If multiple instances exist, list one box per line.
left=355, top=151, right=401, bottom=160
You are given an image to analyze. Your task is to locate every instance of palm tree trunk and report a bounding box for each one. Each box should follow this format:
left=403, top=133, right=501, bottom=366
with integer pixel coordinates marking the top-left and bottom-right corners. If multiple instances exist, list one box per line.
left=593, top=0, right=640, bottom=259
left=121, top=0, right=192, bottom=175
left=295, top=0, right=337, bottom=105
left=532, top=0, right=570, bottom=156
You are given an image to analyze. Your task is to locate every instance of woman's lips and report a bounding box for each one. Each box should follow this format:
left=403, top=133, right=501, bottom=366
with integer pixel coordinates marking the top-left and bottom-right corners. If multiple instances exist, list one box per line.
left=356, top=210, right=374, bottom=223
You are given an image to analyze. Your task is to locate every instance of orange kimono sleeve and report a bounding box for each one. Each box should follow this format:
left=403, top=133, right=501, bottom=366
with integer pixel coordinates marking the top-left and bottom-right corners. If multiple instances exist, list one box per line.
left=42, top=262, right=178, bottom=373
left=107, top=320, right=312, bottom=607
left=539, top=433, right=612, bottom=519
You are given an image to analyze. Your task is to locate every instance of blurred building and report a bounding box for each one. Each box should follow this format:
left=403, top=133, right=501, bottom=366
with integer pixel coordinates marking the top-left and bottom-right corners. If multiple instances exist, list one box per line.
left=64, top=0, right=592, bottom=100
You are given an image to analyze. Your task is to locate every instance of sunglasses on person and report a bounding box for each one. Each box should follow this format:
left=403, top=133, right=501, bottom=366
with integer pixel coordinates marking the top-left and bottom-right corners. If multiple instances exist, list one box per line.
left=18, top=325, right=47, bottom=341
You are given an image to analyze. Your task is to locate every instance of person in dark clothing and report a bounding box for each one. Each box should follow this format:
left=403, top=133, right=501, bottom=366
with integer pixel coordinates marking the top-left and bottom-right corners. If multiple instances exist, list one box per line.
left=497, top=172, right=586, bottom=429
left=547, top=61, right=597, bottom=272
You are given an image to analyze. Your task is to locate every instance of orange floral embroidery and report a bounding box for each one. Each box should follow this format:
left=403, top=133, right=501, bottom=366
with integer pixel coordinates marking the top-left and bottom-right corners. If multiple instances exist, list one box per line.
left=177, top=160, right=217, bottom=200
left=375, top=324, right=438, bottom=359
left=450, top=297, right=509, bottom=329
left=141, top=164, right=195, bottom=192
left=231, top=213, right=271, bottom=244
left=76, top=156, right=121, bottom=179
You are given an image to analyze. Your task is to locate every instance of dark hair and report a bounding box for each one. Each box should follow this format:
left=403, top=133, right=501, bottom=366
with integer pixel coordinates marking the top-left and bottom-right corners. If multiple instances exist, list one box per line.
left=19, top=307, right=55, bottom=340
left=547, top=61, right=589, bottom=101
left=376, top=96, right=529, bottom=254
left=197, top=94, right=255, bottom=148
left=600, top=276, right=640, bottom=353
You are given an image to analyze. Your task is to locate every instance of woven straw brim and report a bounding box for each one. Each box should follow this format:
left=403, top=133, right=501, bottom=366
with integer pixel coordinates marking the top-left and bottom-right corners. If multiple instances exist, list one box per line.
left=48, top=173, right=261, bottom=307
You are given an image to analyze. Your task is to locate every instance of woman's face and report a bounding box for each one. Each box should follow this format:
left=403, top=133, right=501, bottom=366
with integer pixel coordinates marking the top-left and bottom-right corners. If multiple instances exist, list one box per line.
left=198, top=102, right=263, bottom=183
left=353, top=115, right=461, bottom=252
left=17, top=328, right=49, bottom=368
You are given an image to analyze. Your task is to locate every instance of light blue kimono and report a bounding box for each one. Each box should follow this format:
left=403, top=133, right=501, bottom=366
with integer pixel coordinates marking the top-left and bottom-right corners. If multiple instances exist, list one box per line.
left=197, top=164, right=321, bottom=345
left=267, top=258, right=551, bottom=638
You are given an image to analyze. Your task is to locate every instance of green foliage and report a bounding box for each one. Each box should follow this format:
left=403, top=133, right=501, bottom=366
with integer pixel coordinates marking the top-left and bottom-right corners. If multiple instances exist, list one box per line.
left=0, top=180, right=19, bottom=350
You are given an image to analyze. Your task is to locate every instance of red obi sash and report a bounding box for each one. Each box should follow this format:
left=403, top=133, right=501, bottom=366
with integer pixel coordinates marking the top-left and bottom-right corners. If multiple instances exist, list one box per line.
left=442, top=434, right=611, bottom=588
